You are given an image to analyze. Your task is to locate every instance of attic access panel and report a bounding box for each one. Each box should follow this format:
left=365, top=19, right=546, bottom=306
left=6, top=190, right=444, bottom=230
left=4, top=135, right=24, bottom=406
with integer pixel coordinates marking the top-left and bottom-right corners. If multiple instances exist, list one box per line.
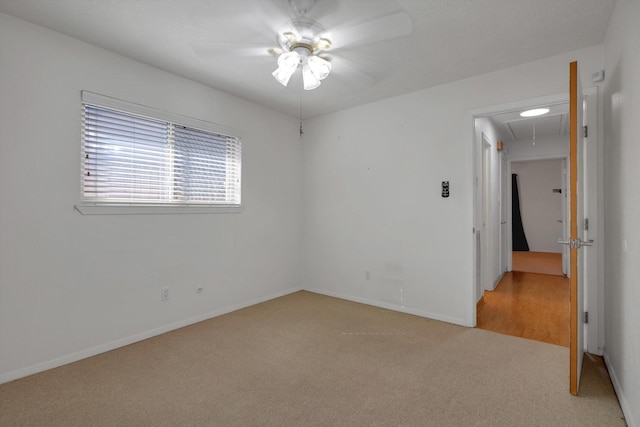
left=504, top=114, right=568, bottom=141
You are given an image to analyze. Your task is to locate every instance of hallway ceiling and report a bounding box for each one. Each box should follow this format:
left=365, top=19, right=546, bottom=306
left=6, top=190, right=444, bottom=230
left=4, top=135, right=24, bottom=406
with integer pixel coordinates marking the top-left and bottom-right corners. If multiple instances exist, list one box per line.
left=0, top=0, right=615, bottom=119
left=491, top=103, right=570, bottom=142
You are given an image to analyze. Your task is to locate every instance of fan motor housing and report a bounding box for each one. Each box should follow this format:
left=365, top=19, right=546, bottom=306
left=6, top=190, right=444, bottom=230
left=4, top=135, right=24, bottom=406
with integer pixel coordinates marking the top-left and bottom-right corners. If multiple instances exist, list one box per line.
left=277, top=19, right=331, bottom=55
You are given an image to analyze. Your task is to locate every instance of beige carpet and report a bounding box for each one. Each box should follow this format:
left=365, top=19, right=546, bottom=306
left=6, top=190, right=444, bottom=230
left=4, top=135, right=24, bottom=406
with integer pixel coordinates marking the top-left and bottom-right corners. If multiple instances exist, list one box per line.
left=512, top=251, right=565, bottom=276
left=0, top=291, right=626, bottom=426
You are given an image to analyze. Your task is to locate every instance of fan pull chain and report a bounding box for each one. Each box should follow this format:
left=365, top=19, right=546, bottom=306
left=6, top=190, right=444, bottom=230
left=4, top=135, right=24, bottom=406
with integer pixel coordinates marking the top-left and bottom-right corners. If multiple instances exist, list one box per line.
left=532, top=123, right=536, bottom=146
left=299, top=87, right=304, bottom=137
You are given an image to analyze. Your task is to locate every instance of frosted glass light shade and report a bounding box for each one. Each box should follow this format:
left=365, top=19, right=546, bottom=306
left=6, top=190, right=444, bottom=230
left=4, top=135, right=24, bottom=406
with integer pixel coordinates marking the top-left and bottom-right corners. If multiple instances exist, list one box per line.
left=307, top=55, right=331, bottom=80
left=302, top=64, right=321, bottom=90
left=272, top=51, right=330, bottom=90
left=278, top=51, right=300, bottom=70
left=272, top=51, right=300, bottom=86
left=272, top=67, right=295, bottom=86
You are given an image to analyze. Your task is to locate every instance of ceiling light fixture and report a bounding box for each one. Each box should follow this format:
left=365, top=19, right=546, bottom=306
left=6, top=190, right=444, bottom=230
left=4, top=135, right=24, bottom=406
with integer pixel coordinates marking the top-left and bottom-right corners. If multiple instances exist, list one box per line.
left=272, top=26, right=332, bottom=90
left=272, top=51, right=301, bottom=86
left=520, top=108, right=550, bottom=117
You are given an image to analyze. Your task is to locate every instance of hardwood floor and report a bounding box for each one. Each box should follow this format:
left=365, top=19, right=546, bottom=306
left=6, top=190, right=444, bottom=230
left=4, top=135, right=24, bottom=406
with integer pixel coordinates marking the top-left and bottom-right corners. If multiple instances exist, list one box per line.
left=512, top=251, right=564, bottom=276
left=477, top=271, right=570, bottom=347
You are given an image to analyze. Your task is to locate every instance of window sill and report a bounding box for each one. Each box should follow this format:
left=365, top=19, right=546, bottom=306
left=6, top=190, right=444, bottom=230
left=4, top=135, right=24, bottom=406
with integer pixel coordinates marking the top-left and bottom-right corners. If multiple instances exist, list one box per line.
left=74, top=203, right=244, bottom=215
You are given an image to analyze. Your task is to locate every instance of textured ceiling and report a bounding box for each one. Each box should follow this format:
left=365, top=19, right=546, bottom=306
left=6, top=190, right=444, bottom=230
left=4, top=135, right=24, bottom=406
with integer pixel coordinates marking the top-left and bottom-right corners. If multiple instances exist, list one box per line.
left=0, top=0, right=615, bottom=119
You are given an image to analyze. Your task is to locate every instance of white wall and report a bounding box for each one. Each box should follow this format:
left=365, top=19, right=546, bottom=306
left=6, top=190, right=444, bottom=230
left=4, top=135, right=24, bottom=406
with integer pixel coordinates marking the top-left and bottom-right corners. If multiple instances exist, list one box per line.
left=301, top=44, right=604, bottom=327
left=512, top=159, right=564, bottom=253
left=602, top=1, right=640, bottom=425
left=0, top=13, right=302, bottom=382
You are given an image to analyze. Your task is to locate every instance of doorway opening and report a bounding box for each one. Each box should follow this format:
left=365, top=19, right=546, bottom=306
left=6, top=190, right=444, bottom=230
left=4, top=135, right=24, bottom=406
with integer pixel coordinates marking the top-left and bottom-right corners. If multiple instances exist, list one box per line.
left=472, top=95, right=571, bottom=347
left=511, top=158, right=568, bottom=277
left=480, top=157, right=570, bottom=347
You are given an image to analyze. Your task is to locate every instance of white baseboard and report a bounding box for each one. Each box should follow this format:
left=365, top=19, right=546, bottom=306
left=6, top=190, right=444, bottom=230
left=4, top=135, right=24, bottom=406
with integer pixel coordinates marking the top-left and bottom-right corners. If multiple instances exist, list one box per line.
left=0, top=287, right=302, bottom=385
left=604, top=350, right=637, bottom=427
left=304, top=288, right=468, bottom=327
left=490, top=272, right=505, bottom=291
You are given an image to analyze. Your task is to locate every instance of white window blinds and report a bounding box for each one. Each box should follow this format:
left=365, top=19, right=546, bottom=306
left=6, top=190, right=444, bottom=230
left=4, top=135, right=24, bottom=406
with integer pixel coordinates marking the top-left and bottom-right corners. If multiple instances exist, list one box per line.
left=173, top=125, right=241, bottom=203
left=81, top=97, right=241, bottom=206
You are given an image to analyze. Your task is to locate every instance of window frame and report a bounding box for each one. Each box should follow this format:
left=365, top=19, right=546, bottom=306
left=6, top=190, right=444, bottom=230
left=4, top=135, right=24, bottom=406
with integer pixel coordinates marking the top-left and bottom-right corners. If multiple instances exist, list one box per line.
left=75, top=91, right=243, bottom=215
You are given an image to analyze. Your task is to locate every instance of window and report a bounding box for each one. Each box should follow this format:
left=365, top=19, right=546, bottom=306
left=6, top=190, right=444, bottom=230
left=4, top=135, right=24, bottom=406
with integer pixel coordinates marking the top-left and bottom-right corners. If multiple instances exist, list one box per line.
left=79, top=92, right=241, bottom=212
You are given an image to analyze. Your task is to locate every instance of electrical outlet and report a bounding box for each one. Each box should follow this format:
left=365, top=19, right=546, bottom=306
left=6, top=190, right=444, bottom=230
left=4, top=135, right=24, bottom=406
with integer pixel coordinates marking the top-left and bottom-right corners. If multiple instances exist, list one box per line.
left=365, top=270, right=371, bottom=280
left=195, top=285, right=204, bottom=294
left=161, top=287, right=169, bottom=301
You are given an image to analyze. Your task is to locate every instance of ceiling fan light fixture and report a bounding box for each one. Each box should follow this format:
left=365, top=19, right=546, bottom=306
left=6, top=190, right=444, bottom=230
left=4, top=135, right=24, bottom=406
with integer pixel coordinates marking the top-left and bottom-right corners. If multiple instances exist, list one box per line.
left=302, top=64, right=321, bottom=90
left=272, top=20, right=333, bottom=90
left=272, top=51, right=301, bottom=86
left=520, top=108, right=550, bottom=117
left=272, top=67, right=295, bottom=86
left=307, top=55, right=331, bottom=80
left=277, top=51, right=301, bottom=70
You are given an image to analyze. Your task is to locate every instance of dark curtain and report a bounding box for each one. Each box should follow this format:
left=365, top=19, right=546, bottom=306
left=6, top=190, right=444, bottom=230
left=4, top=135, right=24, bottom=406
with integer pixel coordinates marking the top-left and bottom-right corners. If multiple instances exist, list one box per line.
left=512, top=173, right=530, bottom=251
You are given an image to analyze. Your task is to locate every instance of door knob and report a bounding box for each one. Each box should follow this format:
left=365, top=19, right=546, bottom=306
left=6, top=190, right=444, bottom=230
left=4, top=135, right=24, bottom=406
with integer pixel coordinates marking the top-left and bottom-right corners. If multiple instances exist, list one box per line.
left=557, top=238, right=594, bottom=248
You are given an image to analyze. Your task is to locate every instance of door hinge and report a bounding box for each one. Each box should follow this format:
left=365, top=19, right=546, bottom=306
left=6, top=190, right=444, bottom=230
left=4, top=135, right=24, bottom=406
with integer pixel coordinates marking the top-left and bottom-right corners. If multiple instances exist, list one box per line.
left=584, top=311, right=589, bottom=324
left=584, top=218, right=589, bottom=231
left=583, top=125, right=588, bottom=138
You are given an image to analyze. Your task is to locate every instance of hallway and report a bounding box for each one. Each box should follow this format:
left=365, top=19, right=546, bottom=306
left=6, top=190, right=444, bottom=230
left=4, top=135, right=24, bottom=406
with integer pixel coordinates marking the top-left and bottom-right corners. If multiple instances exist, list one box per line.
left=512, top=251, right=564, bottom=276
left=477, top=252, right=569, bottom=347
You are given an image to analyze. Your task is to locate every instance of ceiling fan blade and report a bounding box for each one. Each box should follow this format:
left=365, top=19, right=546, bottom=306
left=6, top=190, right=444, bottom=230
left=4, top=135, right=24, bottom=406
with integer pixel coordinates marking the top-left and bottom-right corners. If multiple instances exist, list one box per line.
left=326, top=12, right=413, bottom=50
left=188, top=1, right=292, bottom=59
left=328, top=55, right=376, bottom=90
left=286, top=0, right=340, bottom=22
left=192, top=42, right=279, bottom=59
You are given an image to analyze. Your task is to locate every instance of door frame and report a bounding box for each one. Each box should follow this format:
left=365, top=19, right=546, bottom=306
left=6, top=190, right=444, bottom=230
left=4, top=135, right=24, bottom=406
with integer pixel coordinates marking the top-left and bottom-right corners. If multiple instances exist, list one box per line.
left=469, top=93, right=570, bottom=326
left=481, top=135, right=491, bottom=296
left=500, top=152, right=508, bottom=275
left=474, top=132, right=493, bottom=306
left=506, top=157, right=569, bottom=273
left=582, top=86, right=604, bottom=356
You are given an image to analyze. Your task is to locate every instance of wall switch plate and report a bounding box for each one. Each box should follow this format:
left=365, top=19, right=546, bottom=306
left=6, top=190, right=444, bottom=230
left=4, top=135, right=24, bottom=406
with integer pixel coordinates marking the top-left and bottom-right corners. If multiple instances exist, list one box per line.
left=591, top=69, right=604, bottom=82
left=442, top=181, right=450, bottom=198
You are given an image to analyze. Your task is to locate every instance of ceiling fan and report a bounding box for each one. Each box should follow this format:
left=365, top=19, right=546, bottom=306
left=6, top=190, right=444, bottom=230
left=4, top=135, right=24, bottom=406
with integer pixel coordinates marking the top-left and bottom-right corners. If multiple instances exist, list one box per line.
left=193, top=0, right=413, bottom=91
left=271, top=19, right=333, bottom=90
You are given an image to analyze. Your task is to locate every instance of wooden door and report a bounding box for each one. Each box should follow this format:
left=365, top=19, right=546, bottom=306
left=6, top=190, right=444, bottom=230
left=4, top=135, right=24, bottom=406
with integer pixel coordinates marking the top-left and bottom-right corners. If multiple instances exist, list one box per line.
left=569, top=60, right=585, bottom=395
